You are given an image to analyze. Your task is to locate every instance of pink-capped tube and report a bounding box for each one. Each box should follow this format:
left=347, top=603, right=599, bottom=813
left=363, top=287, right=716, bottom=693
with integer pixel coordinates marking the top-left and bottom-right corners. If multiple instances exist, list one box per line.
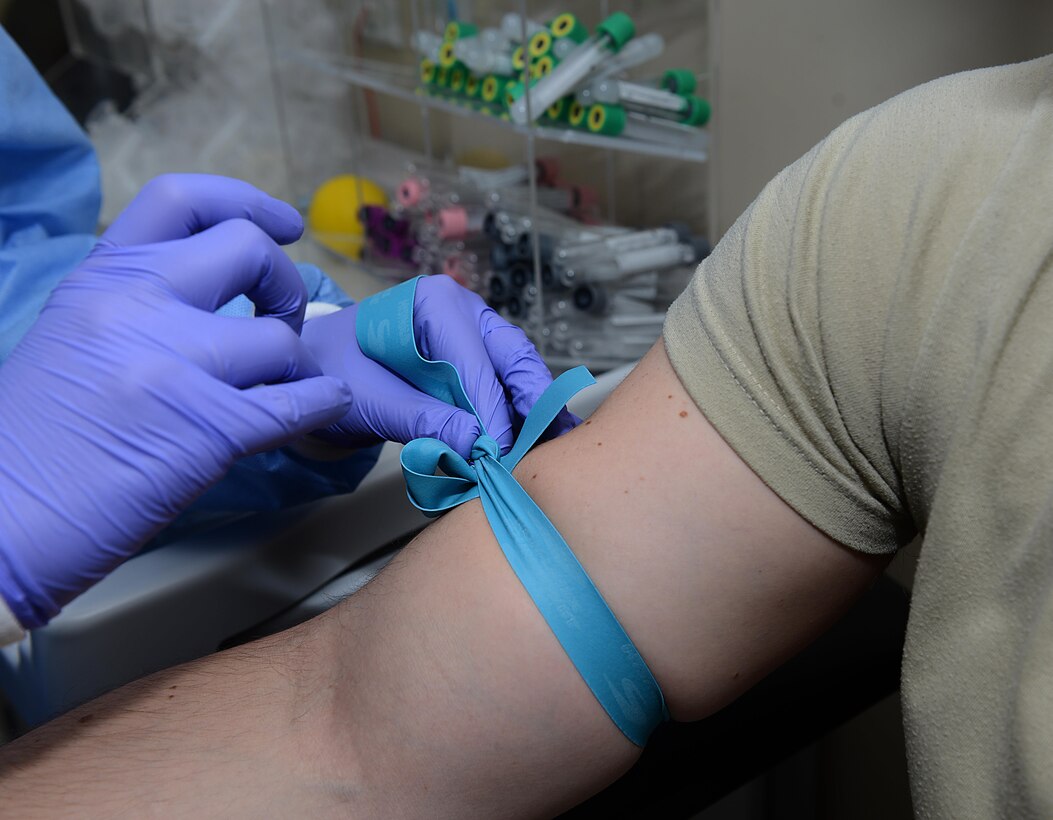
left=397, top=176, right=429, bottom=208
left=436, top=205, right=486, bottom=241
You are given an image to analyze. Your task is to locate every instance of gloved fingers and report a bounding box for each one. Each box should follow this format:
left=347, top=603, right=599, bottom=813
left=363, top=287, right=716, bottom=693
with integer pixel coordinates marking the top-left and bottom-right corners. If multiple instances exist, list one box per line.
left=236, top=376, right=353, bottom=455
left=401, top=402, right=485, bottom=459
left=412, top=278, right=516, bottom=450
left=162, top=218, right=307, bottom=331
left=478, top=309, right=581, bottom=440
left=329, top=380, right=485, bottom=458
left=417, top=323, right=515, bottom=452
left=100, top=174, right=303, bottom=248
left=196, top=316, right=324, bottom=388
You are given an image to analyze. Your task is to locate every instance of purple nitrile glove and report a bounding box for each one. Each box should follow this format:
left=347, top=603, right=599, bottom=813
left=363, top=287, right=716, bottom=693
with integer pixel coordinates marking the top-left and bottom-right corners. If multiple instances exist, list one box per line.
left=301, top=274, right=580, bottom=458
left=0, top=174, right=352, bottom=630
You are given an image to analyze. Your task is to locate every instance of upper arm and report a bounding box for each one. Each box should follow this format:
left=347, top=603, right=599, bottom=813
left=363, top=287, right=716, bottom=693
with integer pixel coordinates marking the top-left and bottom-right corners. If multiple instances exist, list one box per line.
left=515, top=340, right=890, bottom=721
left=314, top=339, right=889, bottom=816
left=0, top=339, right=889, bottom=819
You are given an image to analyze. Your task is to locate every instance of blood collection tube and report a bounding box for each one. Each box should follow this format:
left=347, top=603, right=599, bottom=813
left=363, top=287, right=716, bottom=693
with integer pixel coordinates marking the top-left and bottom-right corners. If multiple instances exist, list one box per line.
left=455, top=35, right=515, bottom=76
left=509, top=12, right=636, bottom=125
left=436, top=205, right=486, bottom=240
left=587, top=33, right=666, bottom=82
left=397, top=168, right=480, bottom=212
left=484, top=184, right=575, bottom=214
left=555, top=227, right=679, bottom=264
left=412, top=30, right=444, bottom=62
left=571, top=283, right=607, bottom=315
left=489, top=240, right=514, bottom=270
left=578, top=79, right=709, bottom=126
left=509, top=262, right=532, bottom=289
left=513, top=231, right=555, bottom=262
left=490, top=207, right=582, bottom=245
left=397, top=173, right=439, bottom=210
left=541, top=319, right=657, bottom=364
left=557, top=241, right=696, bottom=286
left=582, top=105, right=709, bottom=149
left=500, top=12, right=545, bottom=42
left=489, top=269, right=513, bottom=301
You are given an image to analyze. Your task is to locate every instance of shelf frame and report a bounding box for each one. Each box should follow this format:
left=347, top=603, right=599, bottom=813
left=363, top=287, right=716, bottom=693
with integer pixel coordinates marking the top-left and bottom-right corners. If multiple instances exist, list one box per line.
left=284, top=49, right=710, bottom=164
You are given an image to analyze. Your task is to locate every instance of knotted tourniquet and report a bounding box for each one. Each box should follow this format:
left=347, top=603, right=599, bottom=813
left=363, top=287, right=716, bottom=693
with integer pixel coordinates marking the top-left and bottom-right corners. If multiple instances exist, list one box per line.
left=356, top=276, right=667, bottom=745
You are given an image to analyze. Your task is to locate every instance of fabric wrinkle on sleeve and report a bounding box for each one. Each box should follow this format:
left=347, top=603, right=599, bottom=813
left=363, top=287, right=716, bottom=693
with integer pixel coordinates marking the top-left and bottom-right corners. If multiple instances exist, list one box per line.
left=663, top=110, right=918, bottom=556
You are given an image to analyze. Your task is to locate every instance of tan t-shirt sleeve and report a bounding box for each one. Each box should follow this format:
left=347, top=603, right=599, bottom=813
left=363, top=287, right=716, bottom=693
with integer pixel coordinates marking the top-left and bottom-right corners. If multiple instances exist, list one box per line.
left=665, top=126, right=914, bottom=552
left=664, top=57, right=1052, bottom=555
left=664, top=56, right=1053, bottom=818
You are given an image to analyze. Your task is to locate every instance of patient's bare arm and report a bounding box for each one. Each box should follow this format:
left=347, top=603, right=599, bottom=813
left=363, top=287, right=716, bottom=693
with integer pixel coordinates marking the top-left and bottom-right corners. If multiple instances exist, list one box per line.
left=0, top=341, right=889, bottom=818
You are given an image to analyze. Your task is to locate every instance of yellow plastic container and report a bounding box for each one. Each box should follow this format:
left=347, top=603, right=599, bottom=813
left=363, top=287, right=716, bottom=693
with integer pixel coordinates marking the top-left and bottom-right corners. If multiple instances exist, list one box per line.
left=307, top=175, right=389, bottom=259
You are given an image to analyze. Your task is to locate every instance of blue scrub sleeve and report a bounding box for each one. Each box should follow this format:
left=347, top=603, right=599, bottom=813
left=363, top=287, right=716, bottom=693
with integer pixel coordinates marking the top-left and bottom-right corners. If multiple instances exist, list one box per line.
left=0, top=25, right=100, bottom=361
left=0, top=25, right=378, bottom=529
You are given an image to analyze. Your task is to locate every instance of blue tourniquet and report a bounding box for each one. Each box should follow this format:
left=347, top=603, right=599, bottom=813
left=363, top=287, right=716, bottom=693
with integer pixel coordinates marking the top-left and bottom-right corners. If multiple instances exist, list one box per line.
left=356, top=276, right=668, bottom=746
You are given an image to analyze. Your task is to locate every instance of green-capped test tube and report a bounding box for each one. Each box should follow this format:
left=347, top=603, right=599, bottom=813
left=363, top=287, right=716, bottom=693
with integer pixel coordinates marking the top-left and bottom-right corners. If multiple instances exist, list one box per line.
left=582, top=78, right=710, bottom=126
left=585, top=103, right=708, bottom=149
left=506, top=80, right=524, bottom=111
left=464, top=72, right=481, bottom=99
left=444, top=21, right=478, bottom=41
left=549, top=13, right=588, bottom=44
left=679, top=96, right=710, bottom=126
left=509, top=12, right=635, bottom=125
left=528, top=28, right=553, bottom=59
left=568, top=99, right=588, bottom=129
left=448, top=64, right=469, bottom=94
left=585, top=102, right=625, bottom=136
left=420, top=59, right=438, bottom=86
left=661, top=68, right=696, bottom=95
left=438, top=40, right=459, bottom=68
left=545, top=96, right=572, bottom=124
left=531, top=54, right=557, bottom=80
left=482, top=74, right=512, bottom=104
left=512, top=44, right=526, bottom=72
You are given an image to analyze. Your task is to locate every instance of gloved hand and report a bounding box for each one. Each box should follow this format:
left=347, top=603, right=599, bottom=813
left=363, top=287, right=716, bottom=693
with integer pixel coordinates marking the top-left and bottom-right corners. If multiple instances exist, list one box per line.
left=0, top=174, right=352, bottom=630
left=301, top=275, right=579, bottom=458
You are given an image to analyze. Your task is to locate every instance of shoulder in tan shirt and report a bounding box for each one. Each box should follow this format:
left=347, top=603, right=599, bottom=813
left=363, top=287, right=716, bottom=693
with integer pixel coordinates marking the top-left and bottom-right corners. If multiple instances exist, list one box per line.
left=664, top=55, right=1053, bottom=818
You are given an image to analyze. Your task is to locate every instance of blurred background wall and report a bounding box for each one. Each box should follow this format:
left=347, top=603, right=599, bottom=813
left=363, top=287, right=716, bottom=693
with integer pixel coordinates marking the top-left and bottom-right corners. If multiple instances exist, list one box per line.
left=713, top=0, right=1053, bottom=235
